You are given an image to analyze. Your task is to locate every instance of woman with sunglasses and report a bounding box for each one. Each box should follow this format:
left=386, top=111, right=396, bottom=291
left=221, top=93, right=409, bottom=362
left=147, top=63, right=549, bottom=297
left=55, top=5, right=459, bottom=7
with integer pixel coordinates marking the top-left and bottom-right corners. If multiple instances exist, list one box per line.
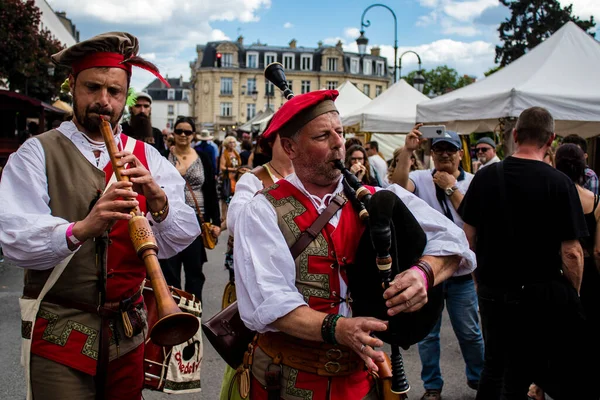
left=163, top=117, right=221, bottom=304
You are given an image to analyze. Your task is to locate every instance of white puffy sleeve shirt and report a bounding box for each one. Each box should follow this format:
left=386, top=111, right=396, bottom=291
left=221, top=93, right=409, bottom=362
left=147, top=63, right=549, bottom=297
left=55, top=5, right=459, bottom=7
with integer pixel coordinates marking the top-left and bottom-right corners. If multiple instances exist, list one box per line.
left=233, top=175, right=476, bottom=333
left=0, top=122, right=200, bottom=269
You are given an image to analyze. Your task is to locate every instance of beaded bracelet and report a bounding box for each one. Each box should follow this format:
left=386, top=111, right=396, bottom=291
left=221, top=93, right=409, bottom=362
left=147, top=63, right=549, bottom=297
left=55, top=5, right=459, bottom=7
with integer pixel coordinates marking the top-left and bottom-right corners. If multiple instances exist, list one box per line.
left=321, top=314, right=343, bottom=345
left=149, top=197, right=169, bottom=223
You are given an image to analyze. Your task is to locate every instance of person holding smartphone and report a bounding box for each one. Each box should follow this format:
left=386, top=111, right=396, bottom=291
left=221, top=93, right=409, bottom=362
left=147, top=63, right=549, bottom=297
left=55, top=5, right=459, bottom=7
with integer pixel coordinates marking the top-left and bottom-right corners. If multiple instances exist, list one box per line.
left=392, top=123, right=484, bottom=400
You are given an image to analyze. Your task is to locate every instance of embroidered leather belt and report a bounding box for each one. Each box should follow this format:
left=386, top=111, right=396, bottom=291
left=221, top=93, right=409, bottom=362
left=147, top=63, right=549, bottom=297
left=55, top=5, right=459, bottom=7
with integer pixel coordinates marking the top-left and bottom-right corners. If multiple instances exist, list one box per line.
left=23, top=285, right=143, bottom=317
left=257, top=332, right=364, bottom=377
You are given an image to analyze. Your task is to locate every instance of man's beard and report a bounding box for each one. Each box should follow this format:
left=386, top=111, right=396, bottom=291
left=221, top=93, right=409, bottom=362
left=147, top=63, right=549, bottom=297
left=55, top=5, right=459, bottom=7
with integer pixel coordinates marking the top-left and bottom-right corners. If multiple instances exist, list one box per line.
left=73, top=94, right=124, bottom=134
left=129, top=112, right=153, bottom=141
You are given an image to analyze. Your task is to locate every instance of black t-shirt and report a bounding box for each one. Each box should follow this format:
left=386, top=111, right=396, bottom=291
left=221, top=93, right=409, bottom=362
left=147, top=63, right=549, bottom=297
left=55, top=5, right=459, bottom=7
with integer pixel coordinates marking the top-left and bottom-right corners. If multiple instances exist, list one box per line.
left=459, top=157, right=588, bottom=289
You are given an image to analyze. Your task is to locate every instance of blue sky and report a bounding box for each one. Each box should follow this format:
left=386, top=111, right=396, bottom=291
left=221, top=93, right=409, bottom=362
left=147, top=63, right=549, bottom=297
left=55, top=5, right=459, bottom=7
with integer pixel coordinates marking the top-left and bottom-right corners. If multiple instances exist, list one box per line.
left=46, top=0, right=599, bottom=92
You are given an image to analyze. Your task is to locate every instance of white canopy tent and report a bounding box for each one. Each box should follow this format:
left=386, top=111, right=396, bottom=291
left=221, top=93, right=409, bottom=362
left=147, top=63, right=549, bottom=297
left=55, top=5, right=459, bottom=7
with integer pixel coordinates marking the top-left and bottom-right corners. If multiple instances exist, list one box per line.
left=335, top=81, right=372, bottom=118
left=417, top=22, right=600, bottom=138
left=342, top=79, right=429, bottom=160
left=342, top=79, right=430, bottom=133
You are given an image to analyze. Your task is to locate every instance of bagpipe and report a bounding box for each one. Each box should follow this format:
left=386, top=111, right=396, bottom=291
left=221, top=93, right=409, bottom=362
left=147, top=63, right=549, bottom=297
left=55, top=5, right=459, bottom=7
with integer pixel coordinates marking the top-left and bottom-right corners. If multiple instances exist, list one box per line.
left=265, top=62, right=444, bottom=396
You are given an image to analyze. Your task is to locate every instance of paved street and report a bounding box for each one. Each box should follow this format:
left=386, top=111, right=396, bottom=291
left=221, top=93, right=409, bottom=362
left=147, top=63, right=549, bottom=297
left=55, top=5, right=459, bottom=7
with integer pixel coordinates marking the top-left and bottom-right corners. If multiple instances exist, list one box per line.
left=0, top=238, right=476, bottom=400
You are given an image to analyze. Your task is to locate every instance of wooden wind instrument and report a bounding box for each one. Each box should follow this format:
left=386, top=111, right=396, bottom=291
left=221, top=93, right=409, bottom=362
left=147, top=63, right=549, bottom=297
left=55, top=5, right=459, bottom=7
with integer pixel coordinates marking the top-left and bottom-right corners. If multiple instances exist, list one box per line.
left=99, top=116, right=199, bottom=347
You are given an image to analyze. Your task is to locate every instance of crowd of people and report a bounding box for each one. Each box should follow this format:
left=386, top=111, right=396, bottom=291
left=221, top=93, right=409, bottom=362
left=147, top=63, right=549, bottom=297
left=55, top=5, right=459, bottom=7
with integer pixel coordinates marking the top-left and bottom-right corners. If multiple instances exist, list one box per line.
left=0, top=30, right=599, bottom=400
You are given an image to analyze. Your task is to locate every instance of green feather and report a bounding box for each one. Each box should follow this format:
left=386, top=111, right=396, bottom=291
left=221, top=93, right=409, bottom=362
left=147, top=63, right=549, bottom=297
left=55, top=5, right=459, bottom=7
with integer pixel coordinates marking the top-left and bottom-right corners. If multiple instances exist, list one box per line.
left=126, top=87, right=137, bottom=108
left=60, top=78, right=70, bottom=94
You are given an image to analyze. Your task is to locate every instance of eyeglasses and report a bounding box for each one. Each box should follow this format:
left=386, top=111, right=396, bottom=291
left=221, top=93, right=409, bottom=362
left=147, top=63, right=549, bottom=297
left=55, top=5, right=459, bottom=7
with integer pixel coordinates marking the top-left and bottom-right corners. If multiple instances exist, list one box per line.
left=350, top=157, right=364, bottom=162
left=133, top=104, right=150, bottom=109
left=174, top=129, right=194, bottom=136
left=432, top=147, right=458, bottom=155
left=476, top=147, right=492, bottom=153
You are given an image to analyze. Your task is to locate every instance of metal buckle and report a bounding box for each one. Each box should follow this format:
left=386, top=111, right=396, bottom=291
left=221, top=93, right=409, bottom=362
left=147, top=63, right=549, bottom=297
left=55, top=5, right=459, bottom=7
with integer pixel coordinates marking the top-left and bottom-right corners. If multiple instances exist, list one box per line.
left=324, top=361, right=341, bottom=374
left=326, top=348, right=342, bottom=360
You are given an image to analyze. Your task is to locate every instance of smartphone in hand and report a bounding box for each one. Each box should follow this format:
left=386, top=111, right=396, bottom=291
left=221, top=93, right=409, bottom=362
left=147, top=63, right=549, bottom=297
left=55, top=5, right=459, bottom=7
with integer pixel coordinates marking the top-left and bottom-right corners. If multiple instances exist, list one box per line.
left=419, top=125, right=446, bottom=139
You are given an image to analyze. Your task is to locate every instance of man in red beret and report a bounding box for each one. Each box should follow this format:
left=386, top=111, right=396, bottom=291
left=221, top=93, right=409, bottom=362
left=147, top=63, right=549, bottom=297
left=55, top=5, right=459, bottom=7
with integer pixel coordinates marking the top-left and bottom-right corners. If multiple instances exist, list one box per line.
left=232, top=89, right=477, bottom=399
left=0, top=32, right=200, bottom=399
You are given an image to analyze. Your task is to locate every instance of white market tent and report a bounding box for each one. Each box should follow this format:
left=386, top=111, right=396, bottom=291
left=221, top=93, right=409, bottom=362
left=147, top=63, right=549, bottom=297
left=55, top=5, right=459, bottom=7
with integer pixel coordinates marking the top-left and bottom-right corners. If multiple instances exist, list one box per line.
left=239, top=108, right=274, bottom=134
left=335, top=81, right=372, bottom=118
left=342, top=79, right=430, bottom=160
left=343, top=79, right=430, bottom=133
left=417, top=22, right=600, bottom=138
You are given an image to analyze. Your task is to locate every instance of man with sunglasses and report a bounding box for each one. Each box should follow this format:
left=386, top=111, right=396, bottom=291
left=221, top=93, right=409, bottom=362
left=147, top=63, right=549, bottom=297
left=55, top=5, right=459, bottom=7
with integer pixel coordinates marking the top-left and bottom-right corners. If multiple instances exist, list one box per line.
left=394, top=124, right=484, bottom=400
left=472, top=137, right=500, bottom=173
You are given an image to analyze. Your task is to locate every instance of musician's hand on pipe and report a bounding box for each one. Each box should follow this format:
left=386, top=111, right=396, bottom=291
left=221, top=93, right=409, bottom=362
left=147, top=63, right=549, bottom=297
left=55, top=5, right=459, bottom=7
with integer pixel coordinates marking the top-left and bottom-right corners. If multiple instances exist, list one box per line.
left=115, top=151, right=167, bottom=211
left=383, top=268, right=428, bottom=315
left=405, top=123, right=424, bottom=152
left=72, top=181, right=139, bottom=242
left=334, top=317, right=387, bottom=371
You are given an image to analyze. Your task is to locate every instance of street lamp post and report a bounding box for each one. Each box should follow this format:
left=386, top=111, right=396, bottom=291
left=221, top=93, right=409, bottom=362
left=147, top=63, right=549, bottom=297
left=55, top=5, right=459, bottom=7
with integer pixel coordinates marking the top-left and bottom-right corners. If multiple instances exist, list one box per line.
left=399, top=50, right=425, bottom=93
left=357, top=4, right=398, bottom=83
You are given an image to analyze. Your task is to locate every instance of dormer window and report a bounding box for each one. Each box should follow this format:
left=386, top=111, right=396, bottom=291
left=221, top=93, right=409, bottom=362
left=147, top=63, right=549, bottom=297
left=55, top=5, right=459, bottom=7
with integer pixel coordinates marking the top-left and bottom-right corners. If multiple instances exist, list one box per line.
left=363, top=59, right=372, bottom=75
left=327, top=58, right=338, bottom=72
left=376, top=61, right=385, bottom=76
left=350, top=58, right=359, bottom=74
left=283, top=53, right=295, bottom=70
left=246, top=51, right=258, bottom=69
left=167, top=89, right=175, bottom=100
left=301, top=54, right=312, bottom=71
left=265, top=52, right=277, bottom=67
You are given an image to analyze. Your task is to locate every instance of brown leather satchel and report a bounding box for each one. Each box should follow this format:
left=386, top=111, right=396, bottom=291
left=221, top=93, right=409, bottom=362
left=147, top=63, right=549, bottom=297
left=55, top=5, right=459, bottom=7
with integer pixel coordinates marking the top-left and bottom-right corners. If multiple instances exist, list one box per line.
left=202, top=194, right=346, bottom=368
left=185, top=180, right=218, bottom=249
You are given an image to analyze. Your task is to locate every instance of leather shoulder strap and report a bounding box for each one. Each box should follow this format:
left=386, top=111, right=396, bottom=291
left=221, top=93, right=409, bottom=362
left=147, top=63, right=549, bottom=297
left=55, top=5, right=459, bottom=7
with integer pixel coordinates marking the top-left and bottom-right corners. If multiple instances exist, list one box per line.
left=289, top=194, right=347, bottom=259
left=185, top=180, right=205, bottom=223
left=252, top=165, right=274, bottom=188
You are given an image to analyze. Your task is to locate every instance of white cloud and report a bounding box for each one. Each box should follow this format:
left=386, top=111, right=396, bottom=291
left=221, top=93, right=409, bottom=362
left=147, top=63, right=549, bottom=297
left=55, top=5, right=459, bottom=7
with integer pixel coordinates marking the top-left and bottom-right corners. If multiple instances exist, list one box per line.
left=323, top=37, right=345, bottom=46
left=441, top=19, right=480, bottom=36
left=560, top=0, right=600, bottom=20
left=344, top=27, right=361, bottom=39
left=47, top=0, right=271, bottom=24
left=283, top=22, right=293, bottom=28
left=360, top=39, right=495, bottom=78
left=443, top=0, right=498, bottom=22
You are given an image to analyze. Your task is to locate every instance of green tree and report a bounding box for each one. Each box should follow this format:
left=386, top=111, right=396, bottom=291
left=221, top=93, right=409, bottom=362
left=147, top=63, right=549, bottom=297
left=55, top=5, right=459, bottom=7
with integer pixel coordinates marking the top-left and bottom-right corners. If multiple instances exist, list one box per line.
left=0, top=0, right=68, bottom=102
left=404, top=65, right=476, bottom=97
left=496, top=0, right=595, bottom=67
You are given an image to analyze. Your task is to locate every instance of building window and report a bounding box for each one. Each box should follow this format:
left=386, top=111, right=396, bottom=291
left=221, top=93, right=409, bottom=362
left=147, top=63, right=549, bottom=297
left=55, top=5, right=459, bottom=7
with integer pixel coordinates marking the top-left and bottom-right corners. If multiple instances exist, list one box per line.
left=376, top=85, right=382, bottom=97
left=182, top=90, right=190, bottom=101
left=327, top=58, right=338, bottom=72
left=167, top=89, right=175, bottom=100
left=246, top=52, right=258, bottom=69
left=221, top=77, right=233, bottom=95
left=301, top=54, right=312, bottom=71
left=283, top=53, right=294, bottom=70
left=265, top=52, right=277, bottom=67
left=326, top=81, right=337, bottom=90
left=220, top=102, right=232, bottom=117
left=350, top=58, right=359, bottom=74
left=168, top=105, right=174, bottom=115
left=363, top=59, right=372, bottom=75
left=376, top=61, right=385, bottom=76
left=363, top=84, right=370, bottom=97
left=301, top=80, right=311, bottom=94
left=265, top=81, right=274, bottom=96
left=167, top=118, right=174, bottom=128
left=287, top=80, right=293, bottom=93
left=247, top=78, right=256, bottom=95
left=247, top=104, right=256, bottom=121
left=222, top=53, right=233, bottom=67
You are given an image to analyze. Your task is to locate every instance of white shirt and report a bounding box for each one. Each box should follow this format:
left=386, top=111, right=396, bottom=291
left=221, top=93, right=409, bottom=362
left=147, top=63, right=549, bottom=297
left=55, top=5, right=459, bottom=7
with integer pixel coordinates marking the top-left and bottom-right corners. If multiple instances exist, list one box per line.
left=409, top=169, right=474, bottom=230
left=482, top=155, right=501, bottom=168
left=0, top=121, right=200, bottom=270
left=368, top=154, right=390, bottom=187
left=233, top=174, right=476, bottom=333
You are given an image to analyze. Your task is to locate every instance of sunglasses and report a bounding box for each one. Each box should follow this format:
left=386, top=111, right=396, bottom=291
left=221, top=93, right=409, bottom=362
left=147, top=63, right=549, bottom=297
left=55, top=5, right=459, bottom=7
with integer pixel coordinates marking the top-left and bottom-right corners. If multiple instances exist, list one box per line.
left=476, top=147, right=492, bottom=153
left=432, top=147, right=458, bottom=154
left=174, top=129, right=194, bottom=136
